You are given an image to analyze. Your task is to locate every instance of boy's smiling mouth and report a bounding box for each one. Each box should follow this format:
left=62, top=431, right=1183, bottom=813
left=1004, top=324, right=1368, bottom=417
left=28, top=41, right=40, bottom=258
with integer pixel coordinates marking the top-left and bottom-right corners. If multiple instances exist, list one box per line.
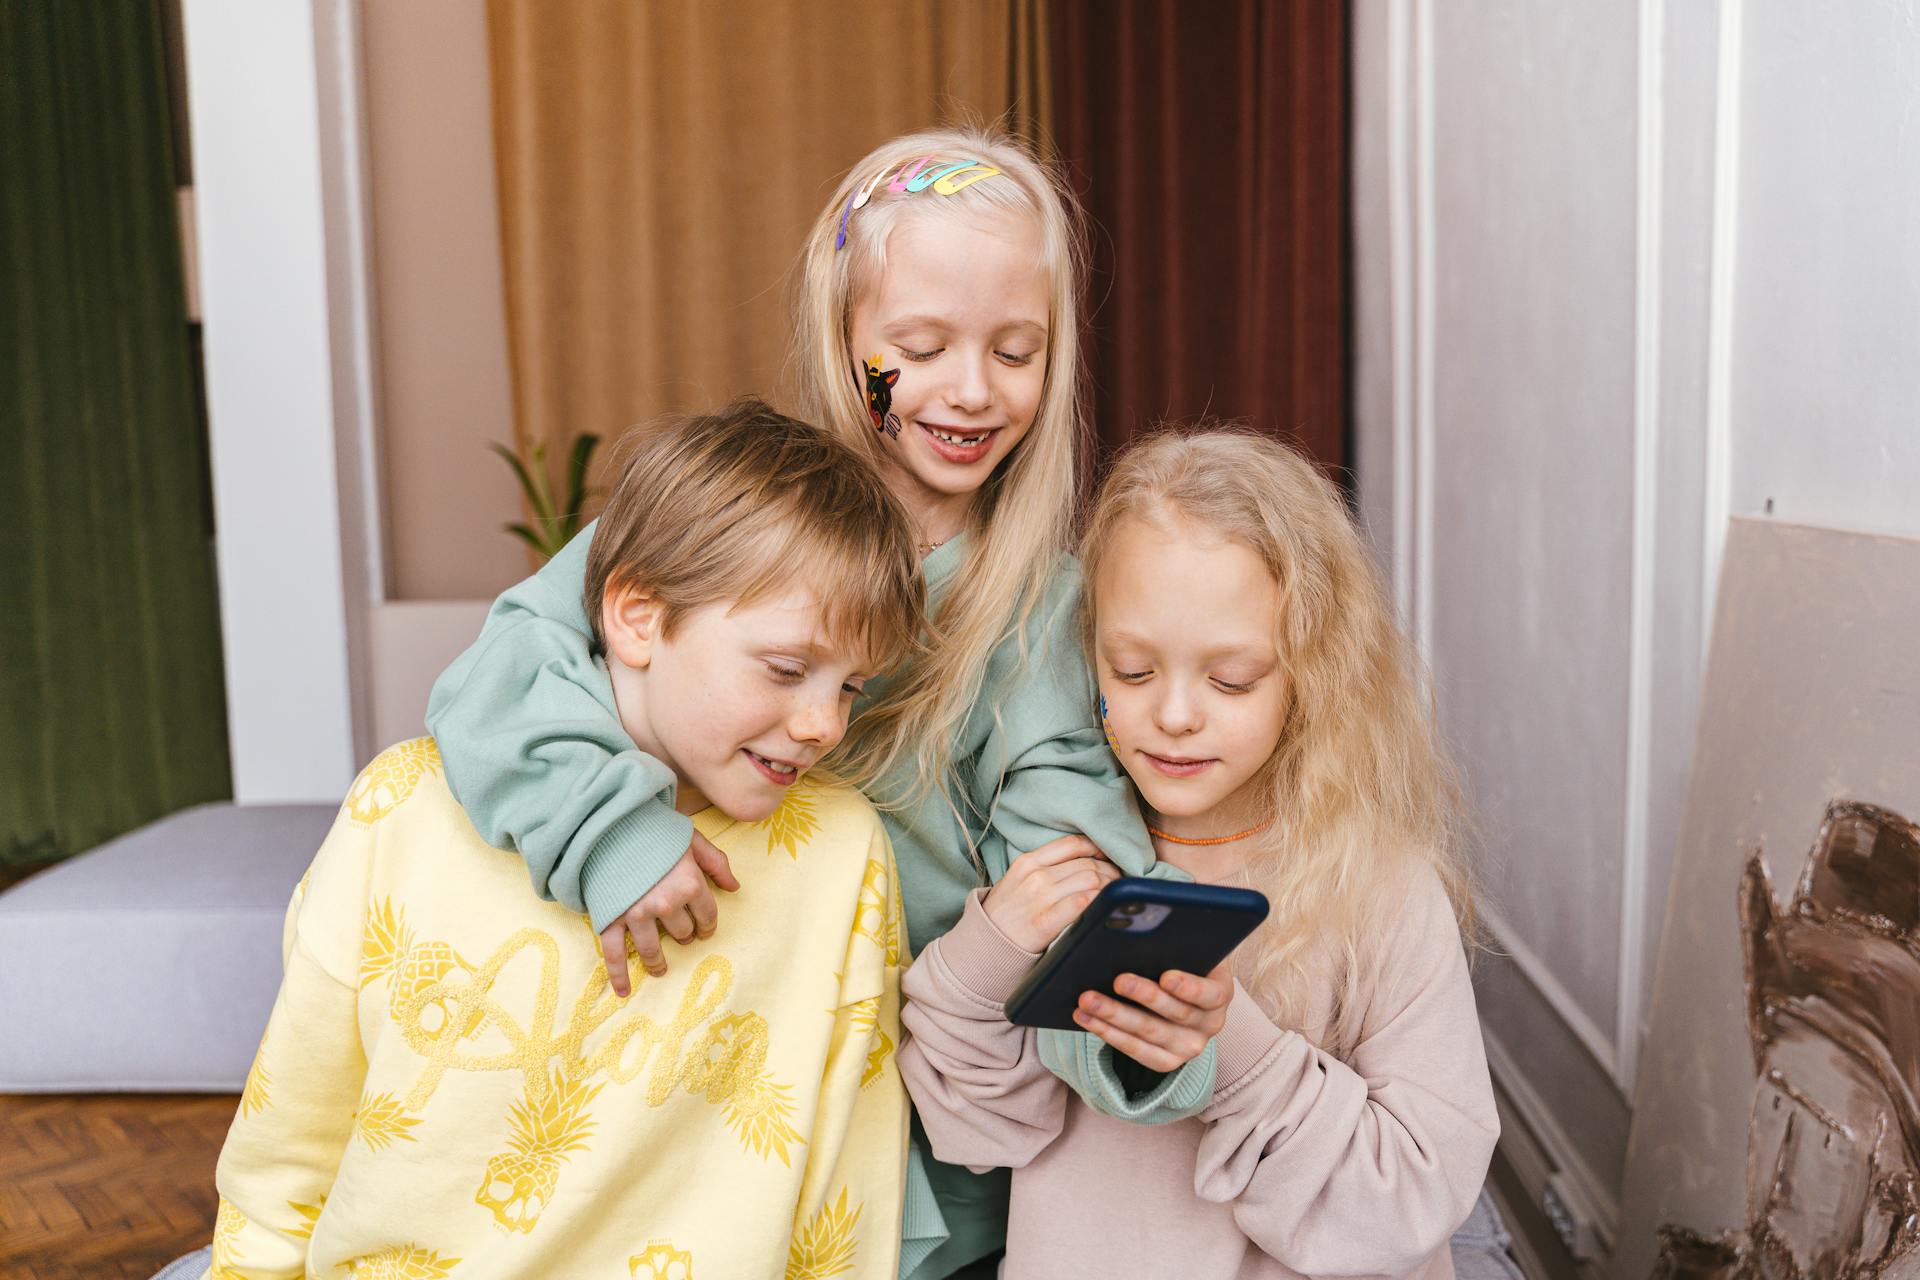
left=744, top=749, right=804, bottom=785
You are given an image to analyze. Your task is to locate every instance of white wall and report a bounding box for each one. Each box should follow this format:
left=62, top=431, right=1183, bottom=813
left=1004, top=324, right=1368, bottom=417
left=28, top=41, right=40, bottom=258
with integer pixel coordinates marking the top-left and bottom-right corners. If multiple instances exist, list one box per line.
left=185, top=1, right=502, bottom=792
left=1353, top=0, right=1920, bottom=1266
left=183, top=0, right=360, bottom=802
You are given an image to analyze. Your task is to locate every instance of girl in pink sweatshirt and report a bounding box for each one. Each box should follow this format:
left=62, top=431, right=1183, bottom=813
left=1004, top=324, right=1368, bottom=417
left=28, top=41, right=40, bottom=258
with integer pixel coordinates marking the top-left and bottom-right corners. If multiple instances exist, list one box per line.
left=898, top=428, right=1499, bottom=1279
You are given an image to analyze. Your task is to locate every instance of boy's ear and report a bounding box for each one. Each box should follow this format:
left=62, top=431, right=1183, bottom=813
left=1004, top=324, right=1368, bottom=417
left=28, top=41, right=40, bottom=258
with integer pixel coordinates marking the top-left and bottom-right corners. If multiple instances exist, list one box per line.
left=601, top=581, right=664, bottom=669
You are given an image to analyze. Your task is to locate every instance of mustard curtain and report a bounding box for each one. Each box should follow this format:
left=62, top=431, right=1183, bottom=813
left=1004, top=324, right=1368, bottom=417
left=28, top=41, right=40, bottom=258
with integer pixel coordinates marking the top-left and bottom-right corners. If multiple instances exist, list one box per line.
left=485, top=0, right=1050, bottom=505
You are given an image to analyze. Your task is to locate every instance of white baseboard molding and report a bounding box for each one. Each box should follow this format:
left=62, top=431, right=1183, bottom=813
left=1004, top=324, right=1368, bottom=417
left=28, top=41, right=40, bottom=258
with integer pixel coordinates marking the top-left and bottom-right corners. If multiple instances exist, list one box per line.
left=1483, top=1025, right=1620, bottom=1273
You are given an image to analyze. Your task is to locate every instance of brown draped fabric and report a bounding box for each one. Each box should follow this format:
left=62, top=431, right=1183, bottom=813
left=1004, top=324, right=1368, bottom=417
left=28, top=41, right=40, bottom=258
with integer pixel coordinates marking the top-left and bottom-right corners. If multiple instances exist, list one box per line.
left=485, top=0, right=1049, bottom=513
left=1049, top=0, right=1348, bottom=477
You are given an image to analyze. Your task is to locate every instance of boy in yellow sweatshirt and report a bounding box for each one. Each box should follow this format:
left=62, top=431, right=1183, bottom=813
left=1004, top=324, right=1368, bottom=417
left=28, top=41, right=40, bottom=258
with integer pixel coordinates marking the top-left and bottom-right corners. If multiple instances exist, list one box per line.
left=206, top=399, right=928, bottom=1280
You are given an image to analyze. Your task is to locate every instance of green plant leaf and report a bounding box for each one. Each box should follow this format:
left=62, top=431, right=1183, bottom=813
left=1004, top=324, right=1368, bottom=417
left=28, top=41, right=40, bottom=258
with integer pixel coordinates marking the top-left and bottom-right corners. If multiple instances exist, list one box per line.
left=504, top=522, right=551, bottom=554
left=490, top=442, right=539, bottom=505
left=564, top=433, right=599, bottom=517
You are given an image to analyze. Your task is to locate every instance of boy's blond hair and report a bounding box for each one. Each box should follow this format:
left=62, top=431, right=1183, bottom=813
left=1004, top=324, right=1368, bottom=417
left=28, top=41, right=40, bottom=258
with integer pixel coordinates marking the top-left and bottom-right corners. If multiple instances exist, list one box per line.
left=1081, top=427, right=1476, bottom=1059
left=583, top=398, right=924, bottom=699
left=788, top=125, right=1090, bottom=823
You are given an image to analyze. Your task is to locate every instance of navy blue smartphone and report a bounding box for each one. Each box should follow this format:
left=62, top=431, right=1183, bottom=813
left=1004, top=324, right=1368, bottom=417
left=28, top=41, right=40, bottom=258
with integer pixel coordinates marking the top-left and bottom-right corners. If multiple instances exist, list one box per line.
left=1003, top=878, right=1270, bottom=1030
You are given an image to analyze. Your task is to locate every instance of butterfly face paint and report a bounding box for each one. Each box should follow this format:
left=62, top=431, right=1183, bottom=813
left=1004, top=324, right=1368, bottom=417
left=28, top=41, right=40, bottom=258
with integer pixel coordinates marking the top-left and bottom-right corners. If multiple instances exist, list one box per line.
left=861, top=354, right=902, bottom=439
left=1100, top=692, right=1120, bottom=751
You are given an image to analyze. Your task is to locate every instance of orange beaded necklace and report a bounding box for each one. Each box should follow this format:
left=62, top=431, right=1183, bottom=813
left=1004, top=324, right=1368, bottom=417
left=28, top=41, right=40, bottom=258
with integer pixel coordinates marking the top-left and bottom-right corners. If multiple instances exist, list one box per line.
left=1146, top=820, right=1273, bottom=847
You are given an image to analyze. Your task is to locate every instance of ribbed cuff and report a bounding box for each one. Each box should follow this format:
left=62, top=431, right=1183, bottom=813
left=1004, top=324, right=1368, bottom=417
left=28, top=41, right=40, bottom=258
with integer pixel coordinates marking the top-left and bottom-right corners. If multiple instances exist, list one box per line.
left=577, top=805, right=696, bottom=933
left=934, top=890, right=1044, bottom=1005
left=1214, top=981, right=1292, bottom=1090
left=1037, top=1028, right=1217, bottom=1125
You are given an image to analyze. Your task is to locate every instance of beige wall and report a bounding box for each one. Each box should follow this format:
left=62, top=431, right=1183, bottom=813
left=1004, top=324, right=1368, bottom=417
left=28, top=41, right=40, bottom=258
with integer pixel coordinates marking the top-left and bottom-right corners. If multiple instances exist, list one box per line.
left=362, top=0, right=523, bottom=600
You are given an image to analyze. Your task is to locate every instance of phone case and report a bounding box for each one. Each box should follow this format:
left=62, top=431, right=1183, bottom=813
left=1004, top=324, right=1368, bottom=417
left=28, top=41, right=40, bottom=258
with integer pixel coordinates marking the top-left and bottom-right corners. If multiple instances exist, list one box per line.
left=1003, top=878, right=1270, bottom=1030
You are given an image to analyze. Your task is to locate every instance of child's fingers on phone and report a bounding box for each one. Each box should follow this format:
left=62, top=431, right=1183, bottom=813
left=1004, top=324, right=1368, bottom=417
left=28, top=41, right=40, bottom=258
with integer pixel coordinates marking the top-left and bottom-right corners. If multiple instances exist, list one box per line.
left=1071, top=1006, right=1191, bottom=1073
left=1080, top=987, right=1212, bottom=1062
left=1158, top=968, right=1233, bottom=1010
left=1110, top=973, right=1210, bottom=1026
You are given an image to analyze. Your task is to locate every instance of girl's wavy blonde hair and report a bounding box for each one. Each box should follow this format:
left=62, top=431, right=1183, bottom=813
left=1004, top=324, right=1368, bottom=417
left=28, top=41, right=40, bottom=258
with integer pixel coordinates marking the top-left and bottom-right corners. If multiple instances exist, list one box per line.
left=1081, top=428, right=1476, bottom=1057
left=789, top=125, right=1088, bottom=811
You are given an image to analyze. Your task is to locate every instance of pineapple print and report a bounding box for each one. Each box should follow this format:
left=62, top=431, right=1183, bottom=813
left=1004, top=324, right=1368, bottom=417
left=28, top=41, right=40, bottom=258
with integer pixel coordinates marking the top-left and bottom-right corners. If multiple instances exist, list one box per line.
left=753, top=784, right=821, bottom=858
left=209, top=1198, right=249, bottom=1279
left=476, top=1066, right=603, bottom=1234
left=845, top=997, right=894, bottom=1090
left=786, top=1188, right=863, bottom=1279
left=724, top=1071, right=804, bottom=1166
left=629, top=1242, right=694, bottom=1280
left=286, top=1196, right=325, bottom=1240
left=361, top=898, right=480, bottom=1041
left=686, top=1011, right=804, bottom=1165
left=240, top=1031, right=271, bottom=1117
left=851, top=857, right=901, bottom=964
left=346, top=737, right=442, bottom=825
left=342, top=1244, right=461, bottom=1278
left=351, top=1091, right=423, bottom=1151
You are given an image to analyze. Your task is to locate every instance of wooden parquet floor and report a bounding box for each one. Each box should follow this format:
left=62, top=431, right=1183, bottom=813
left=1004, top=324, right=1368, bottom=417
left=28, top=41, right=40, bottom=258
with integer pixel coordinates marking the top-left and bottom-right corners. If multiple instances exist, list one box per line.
left=0, top=1093, right=235, bottom=1280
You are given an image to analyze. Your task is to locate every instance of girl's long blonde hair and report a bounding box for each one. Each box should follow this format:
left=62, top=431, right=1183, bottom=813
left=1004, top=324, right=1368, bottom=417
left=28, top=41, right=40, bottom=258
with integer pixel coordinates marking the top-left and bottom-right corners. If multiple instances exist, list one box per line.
left=790, top=125, right=1089, bottom=811
left=1081, top=428, right=1476, bottom=1057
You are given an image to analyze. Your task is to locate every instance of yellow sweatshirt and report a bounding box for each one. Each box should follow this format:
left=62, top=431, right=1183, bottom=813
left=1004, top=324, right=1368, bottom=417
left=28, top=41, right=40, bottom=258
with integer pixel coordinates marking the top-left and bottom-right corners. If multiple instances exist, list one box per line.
left=209, top=738, right=909, bottom=1280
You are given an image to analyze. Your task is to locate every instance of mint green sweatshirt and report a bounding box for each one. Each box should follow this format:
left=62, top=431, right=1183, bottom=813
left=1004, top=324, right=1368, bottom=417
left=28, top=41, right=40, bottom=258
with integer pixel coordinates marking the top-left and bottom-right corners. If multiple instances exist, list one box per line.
left=425, top=522, right=1215, bottom=1279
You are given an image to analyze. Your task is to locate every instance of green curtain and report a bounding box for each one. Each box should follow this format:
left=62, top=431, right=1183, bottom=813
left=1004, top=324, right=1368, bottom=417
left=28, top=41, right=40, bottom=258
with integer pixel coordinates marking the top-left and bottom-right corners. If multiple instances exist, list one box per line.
left=0, top=0, right=230, bottom=868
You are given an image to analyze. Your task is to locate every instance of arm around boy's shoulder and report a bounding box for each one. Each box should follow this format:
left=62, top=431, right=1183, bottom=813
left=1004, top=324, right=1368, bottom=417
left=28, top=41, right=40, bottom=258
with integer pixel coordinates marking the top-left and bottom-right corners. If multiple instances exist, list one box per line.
left=423, top=520, right=695, bottom=930
left=971, top=555, right=1157, bottom=879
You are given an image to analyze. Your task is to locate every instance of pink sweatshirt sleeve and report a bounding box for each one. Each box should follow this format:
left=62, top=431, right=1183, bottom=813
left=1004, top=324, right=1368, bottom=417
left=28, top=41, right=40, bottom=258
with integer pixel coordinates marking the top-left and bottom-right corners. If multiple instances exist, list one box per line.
left=897, top=891, right=1070, bottom=1172
left=1193, top=864, right=1499, bottom=1278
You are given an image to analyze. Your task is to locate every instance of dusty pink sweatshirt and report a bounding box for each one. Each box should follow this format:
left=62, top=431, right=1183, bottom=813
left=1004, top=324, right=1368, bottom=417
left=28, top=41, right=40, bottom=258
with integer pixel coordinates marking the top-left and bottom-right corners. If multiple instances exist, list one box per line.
left=898, top=863, right=1498, bottom=1280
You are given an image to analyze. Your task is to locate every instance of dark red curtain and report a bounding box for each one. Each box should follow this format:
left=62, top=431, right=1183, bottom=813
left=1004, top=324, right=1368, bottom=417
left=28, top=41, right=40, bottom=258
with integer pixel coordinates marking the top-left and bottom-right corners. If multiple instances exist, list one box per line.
left=1050, top=0, right=1347, bottom=480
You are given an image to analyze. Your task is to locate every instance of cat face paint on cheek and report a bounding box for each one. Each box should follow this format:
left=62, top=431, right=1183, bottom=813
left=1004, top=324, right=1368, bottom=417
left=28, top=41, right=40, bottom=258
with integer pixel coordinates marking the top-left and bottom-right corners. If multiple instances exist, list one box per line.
left=860, top=353, right=903, bottom=440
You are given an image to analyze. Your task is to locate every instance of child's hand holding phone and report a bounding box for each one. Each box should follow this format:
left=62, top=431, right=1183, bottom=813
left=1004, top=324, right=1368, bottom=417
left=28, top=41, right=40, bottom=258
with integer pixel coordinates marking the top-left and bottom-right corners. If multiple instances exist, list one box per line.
left=1072, top=963, right=1233, bottom=1072
left=599, top=829, right=740, bottom=995
left=984, top=836, right=1123, bottom=952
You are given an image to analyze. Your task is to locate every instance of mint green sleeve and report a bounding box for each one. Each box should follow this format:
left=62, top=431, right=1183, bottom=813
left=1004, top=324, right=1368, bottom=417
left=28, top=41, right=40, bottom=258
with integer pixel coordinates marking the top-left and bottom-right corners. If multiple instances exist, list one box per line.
left=973, top=559, right=1215, bottom=1123
left=971, top=558, right=1156, bottom=876
left=423, top=522, right=695, bottom=931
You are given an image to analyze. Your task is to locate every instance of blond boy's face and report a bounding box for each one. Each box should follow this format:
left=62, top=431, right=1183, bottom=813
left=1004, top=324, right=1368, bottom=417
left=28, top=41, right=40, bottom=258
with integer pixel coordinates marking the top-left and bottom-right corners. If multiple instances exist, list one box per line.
left=601, top=585, right=871, bottom=822
left=1091, top=515, right=1289, bottom=840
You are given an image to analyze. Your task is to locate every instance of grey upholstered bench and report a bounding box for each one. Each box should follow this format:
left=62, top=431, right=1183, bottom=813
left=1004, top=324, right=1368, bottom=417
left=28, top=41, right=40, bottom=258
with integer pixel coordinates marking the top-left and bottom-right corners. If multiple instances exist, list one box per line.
left=0, top=801, right=336, bottom=1092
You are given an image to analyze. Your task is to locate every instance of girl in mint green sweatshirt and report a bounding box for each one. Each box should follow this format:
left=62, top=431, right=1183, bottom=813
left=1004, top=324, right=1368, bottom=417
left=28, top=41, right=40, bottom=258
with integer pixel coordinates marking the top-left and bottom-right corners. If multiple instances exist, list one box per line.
left=426, top=127, right=1220, bottom=1279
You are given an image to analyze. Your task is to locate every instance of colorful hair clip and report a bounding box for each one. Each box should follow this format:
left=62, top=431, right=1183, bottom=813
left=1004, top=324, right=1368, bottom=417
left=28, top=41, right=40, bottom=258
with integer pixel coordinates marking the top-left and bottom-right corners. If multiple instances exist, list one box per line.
left=835, top=166, right=892, bottom=250
left=836, top=155, right=1008, bottom=250
left=905, top=159, right=971, bottom=193
left=888, top=156, right=935, bottom=193
left=934, top=164, right=1001, bottom=195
